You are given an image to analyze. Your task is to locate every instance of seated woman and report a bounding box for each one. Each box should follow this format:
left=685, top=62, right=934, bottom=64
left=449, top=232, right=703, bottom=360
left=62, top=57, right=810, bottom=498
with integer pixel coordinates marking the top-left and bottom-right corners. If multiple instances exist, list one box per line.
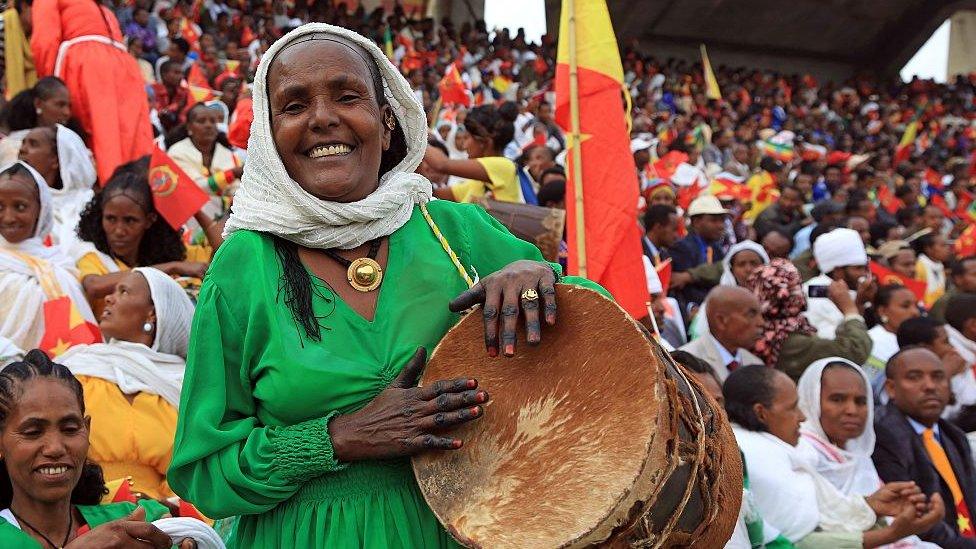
left=18, top=124, right=97, bottom=252
left=795, top=357, right=936, bottom=548
left=166, top=102, right=244, bottom=231
left=725, top=365, right=943, bottom=548
left=0, top=162, right=95, bottom=350
left=865, top=285, right=920, bottom=377
left=0, top=76, right=82, bottom=166
left=75, top=165, right=211, bottom=316
left=690, top=240, right=769, bottom=339
left=58, top=267, right=194, bottom=499
left=424, top=104, right=526, bottom=203
left=746, top=259, right=872, bottom=380
left=911, top=230, right=949, bottom=309
left=0, top=349, right=185, bottom=548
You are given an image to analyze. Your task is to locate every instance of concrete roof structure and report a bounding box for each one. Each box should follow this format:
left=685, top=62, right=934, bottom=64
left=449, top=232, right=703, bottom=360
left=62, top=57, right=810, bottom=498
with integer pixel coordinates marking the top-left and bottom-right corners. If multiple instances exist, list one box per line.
left=543, top=0, right=975, bottom=80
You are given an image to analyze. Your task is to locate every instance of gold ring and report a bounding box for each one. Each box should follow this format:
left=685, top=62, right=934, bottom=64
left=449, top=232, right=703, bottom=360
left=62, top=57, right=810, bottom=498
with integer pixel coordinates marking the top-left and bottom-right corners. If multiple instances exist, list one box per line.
left=521, top=288, right=539, bottom=301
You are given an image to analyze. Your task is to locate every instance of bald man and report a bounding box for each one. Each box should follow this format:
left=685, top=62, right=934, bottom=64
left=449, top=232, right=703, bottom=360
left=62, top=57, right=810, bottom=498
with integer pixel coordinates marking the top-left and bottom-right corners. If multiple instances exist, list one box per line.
left=679, top=286, right=764, bottom=381
left=874, top=347, right=976, bottom=548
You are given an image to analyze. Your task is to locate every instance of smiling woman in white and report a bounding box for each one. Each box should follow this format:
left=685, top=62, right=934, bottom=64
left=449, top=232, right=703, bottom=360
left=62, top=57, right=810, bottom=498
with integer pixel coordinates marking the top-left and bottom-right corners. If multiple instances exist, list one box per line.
left=58, top=266, right=194, bottom=499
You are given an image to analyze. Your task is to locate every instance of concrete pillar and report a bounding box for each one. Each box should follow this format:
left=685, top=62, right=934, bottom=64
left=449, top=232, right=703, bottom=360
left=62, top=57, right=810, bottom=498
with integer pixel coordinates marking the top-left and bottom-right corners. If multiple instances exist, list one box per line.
left=949, top=10, right=976, bottom=79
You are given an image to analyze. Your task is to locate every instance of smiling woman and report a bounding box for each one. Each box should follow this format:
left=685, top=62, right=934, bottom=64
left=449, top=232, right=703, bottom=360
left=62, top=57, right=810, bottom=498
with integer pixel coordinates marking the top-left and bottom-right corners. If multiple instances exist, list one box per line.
left=0, top=161, right=95, bottom=352
left=167, top=23, right=606, bottom=549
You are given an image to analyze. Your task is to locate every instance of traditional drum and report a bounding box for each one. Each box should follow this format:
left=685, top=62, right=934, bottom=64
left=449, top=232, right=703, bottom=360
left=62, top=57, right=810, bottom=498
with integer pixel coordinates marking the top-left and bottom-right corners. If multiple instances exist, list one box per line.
left=476, top=198, right=566, bottom=263
left=413, top=286, right=741, bottom=548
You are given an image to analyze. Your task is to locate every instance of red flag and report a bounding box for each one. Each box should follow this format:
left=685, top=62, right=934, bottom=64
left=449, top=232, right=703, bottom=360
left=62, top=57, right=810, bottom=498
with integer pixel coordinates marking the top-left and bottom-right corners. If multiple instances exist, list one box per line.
left=228, top=97, right=253, bottom=150
left=555, top=0, right=648, bottom=319
left=929, top=194, right=953, bottom=218
left=149, top=146, right=209, bottom=229
left=101, top=477, right=137, bottom=504
left=38, top=297, right=102, bottom=357
left=655, top=259, right=672, bottom=292
left=869, top=261, right=927, bottom=304
left=651, top=150, right=688, bottom=180
left=180, top=18, right=201, bottom=52
left=957, top=224, right=976, bottom=257
left=438, top=64, right=470, bottom=107
left=187, top=63, right=210, bottom=89
left=876, top=184, right=900, bottom=215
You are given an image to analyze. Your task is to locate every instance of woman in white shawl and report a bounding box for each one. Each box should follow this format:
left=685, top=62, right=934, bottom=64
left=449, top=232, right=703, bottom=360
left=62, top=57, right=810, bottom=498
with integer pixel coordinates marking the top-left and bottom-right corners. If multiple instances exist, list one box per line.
left=795, top=357, right=938, bottom=548
left=724, top=365, right=943, bottom=548
left=691, top=240, right=769, bottom=339
left=58, top=267, right=194, bottom=500
left=0, top=161, right=95, bottom=350
left=864, top=285, right=920, bottom=377
left=17, top=124, right=97, bottom=253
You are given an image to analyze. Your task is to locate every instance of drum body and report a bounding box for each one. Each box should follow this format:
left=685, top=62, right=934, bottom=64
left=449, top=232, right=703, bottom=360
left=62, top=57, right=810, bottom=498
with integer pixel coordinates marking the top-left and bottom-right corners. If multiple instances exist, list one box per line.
left=413, top=286, right=741, bottom=548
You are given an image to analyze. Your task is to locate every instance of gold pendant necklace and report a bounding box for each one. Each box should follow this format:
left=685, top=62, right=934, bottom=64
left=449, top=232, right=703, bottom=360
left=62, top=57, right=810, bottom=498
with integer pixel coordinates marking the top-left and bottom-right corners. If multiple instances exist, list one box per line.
left=322, top=239, right=384, bottom=292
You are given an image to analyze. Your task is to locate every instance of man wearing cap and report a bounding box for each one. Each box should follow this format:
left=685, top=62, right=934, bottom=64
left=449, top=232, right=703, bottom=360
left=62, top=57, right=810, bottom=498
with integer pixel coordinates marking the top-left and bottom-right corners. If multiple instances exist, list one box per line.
left=802, top=227, right=872, bottom=339
left=632, top=136, right=657, bottom=190
left=670, top=195, right=729, bottom=312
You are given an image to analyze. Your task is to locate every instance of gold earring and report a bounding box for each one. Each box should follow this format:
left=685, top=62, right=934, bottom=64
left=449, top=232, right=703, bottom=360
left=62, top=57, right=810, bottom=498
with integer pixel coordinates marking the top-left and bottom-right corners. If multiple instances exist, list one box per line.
left=385, top=113, right=395, bottom=131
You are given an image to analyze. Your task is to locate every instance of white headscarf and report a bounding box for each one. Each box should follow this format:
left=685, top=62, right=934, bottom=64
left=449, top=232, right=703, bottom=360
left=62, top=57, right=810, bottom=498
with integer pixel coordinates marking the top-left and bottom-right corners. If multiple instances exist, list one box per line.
left=60, top=268, right=194, bottom=408
left=50, top=125, right=96, bottom=256
left=814, top=228, right=867, bottom=274
left=223, top=23, right=433, bottom=250
left=795, top=357, right=881, bottom=496
left=719, top=240, right=770, bottom=286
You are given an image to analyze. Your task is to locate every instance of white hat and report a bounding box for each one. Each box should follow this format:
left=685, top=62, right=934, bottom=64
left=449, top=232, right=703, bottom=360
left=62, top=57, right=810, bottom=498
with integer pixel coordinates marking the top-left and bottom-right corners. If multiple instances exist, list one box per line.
left=813, top=228, right=867, bottom=274
left=687, top=195, right=730, bottom=217
left=630, top=136, right=657, bottom=154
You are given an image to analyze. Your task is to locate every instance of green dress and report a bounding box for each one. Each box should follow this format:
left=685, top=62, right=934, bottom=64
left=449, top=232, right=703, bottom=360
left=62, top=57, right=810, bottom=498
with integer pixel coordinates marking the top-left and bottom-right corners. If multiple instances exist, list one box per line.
left=168, top=202, right=605, bottom=548
left=0, top=500, right=168, bottom=548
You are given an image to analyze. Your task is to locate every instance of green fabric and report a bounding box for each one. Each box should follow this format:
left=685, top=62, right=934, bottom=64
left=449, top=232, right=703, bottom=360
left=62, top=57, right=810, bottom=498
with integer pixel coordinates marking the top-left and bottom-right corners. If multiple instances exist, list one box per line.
left=793, top=249, right=818, bottom=283
left=688, top=261, right=723, bottom=287
left=776, top=319, right=872, bottom=381
left=793, top=530, right=862, bottom=549
left=168, top=202, right=606, bottom=549
left=0, top=500, right=169, bottom=548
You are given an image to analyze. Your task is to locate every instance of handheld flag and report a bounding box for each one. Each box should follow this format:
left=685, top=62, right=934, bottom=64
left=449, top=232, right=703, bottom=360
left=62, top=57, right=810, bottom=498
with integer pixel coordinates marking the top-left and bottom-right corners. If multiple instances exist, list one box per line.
left=188, top=85, right=215, bottom=103
left=876, top=184, right=901, bottom=215
left=149, top=145, right=209, bottom=230
left=958, top=224, right=976, bottom=257
left=187, top=63, right=210, bottom=89
left=894, top=120, right=918, bottom=164
left=38, top=296, right=102, bottom=357
left=555, top=0, right=648, bottom=319
left=655, top=258, right=672, bottom=292
left=700, top=44, right=721, bottom=101
left=869, top=261, right=927, bottom=304
left=438, top=64, right=471, bottom=107
left=383, top=25, right=395, bottom=61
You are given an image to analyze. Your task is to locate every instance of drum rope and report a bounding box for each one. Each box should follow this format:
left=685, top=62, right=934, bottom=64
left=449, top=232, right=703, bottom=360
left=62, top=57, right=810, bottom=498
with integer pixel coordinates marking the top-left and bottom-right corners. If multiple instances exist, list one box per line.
left=420, top=202, right=478, bottom=288
left=647, top=354, right=709, bottom=549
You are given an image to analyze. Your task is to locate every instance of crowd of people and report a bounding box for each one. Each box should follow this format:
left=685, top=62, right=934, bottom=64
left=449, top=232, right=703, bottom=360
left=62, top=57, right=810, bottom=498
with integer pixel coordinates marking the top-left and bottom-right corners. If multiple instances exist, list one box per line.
left=0, top=0, right=975, bottom=547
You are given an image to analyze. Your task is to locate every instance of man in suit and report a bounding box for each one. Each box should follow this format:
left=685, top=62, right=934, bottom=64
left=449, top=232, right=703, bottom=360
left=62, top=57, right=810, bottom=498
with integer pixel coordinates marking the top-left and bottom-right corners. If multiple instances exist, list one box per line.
left=679, top=286, right=764, bottom=381
left=873, top=347, right=976, bottom=548
left=642, top=204, right=679, bottom=267
left=670, top=196, right=729, bottom=314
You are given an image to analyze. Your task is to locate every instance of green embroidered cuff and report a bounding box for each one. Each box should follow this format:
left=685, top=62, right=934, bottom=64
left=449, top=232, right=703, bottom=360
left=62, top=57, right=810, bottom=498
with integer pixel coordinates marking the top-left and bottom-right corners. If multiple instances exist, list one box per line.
left=271, top=411, right=346, bottom=484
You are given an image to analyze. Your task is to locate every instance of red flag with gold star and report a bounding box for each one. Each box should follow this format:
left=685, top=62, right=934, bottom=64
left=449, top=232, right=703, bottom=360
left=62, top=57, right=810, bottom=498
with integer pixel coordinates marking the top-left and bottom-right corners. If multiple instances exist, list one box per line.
left=38, top=296, right=102, bottom=357
left=149, top=145, right=210, bottom=229
left=869, top=261, right=927, bottom=303
left=957, top=224, right=976, bottom=257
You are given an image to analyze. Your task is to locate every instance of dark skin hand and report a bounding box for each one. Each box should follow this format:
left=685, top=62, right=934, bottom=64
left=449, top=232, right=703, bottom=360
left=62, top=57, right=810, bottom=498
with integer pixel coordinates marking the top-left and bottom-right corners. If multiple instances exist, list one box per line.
left=449, top=260, right=558, bottom=357
left=64, top=506, right=194, bottom=548
left=329, top=348, right=489, bottom=461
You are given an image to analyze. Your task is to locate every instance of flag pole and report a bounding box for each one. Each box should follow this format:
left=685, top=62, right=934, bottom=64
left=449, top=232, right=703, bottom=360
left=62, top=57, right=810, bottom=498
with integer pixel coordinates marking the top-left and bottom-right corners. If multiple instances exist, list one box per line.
left=566, top=0, right=587, bottom=278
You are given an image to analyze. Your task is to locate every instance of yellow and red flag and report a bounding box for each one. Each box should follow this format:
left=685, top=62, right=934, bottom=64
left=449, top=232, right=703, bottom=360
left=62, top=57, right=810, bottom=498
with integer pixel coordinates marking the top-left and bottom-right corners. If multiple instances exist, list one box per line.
left=555, top=0, right=648, bottom=319
left=38, top=297, right=102, bottom=357
left=894, top=119, right=918, bottom=164
left=188, top=85, right=215, bottom=104
left=958, top=224, right=976, bottom=257
left=700, top=44, right=721, bottom=101
left=868, top=261, right=927, bottom=303
left=149, top=146, right=210, bottom=229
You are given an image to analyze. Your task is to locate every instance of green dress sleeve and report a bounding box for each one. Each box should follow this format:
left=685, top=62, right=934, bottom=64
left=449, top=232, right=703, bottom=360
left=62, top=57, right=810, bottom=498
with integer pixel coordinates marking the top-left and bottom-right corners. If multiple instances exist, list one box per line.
left=167, top=237, right=346, bottom=519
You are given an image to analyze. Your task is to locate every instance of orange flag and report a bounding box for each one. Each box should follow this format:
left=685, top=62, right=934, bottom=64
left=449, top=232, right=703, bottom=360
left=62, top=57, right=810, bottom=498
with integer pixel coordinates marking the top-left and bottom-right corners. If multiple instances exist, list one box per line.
left=555, top=0, right=648, bottom=319
left=655, top=259, right=672, bottom=293
left=438, top=64, right=470, bottom=107
left=187, top=63, right=210, bottom=89
left=869, top=261, right=927, bottom=304
left=38, top=296, right=102, bottom=357
left=149, top=145, right=210, bottom=229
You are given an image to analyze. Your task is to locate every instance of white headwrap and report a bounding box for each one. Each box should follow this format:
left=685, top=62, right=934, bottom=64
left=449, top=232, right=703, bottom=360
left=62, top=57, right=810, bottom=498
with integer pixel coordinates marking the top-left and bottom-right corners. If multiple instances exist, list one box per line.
left=795, top=357, right=881, bottom=497
left=50, top=125, right=96, bottom=256
left=223, top=23, right=433, bottom=250
left=813, top=228, right=867, bottom=274
left=719, top=240, right=770, bottom=286
left=134, top=267, right=195, bottom=357
left=59, top=268, right=194, bottom=408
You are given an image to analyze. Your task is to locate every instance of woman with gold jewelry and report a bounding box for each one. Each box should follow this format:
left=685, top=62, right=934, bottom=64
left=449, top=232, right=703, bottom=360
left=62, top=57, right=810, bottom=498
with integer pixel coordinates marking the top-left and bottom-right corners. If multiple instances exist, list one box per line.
left=167, top=23, right=604, bottom=548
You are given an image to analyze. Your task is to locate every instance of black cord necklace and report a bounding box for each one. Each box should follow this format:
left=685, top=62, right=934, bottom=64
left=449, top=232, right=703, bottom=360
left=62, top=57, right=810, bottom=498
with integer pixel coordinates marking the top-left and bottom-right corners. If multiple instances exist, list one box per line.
left=10, top=505, right=73, bottom=549
left=320, top=239, right=384, bottom=292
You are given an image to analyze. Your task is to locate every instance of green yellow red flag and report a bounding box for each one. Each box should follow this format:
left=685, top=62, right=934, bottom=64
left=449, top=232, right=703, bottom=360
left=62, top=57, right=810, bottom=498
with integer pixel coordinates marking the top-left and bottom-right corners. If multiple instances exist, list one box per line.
left=555, top=0, right=649, bottom=320
left=700, top=44, right=721, bottom=100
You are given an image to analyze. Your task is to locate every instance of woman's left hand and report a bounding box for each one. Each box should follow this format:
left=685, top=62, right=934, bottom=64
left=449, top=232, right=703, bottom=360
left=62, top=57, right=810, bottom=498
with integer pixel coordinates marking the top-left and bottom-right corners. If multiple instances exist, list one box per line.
left=449, top=260, right=558, bottom=358
left=866, top=481, right=926, bottom=516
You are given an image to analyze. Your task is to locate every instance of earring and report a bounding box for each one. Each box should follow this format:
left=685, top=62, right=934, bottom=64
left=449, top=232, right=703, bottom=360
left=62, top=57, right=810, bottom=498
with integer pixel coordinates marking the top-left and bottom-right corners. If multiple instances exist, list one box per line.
left=35, top=108, right=42, bottom=115
left=385, top=113, right=396, bottom=131
left=880, top=315, right=889, bottom=324
left=143, top=322, right=154, bottom=333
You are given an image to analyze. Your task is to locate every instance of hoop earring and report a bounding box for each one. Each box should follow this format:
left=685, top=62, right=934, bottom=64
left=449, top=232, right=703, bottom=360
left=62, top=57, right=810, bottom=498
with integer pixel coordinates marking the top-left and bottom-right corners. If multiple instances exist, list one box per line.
left=385, top=113, right=396, bottom=131
left=143, top=322, right=154, bottom=333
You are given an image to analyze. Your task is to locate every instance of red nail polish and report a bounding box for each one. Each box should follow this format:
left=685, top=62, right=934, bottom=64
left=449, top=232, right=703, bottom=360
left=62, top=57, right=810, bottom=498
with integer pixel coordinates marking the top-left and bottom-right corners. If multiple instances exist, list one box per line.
left=477, top=392, right=486, bottom=402
left=467, top=379, right=477, bottom=388
left=452, top=440, right=463, bottom=449
left=470, top=406, right=480, bottom=415
left=504, top=344, right=514, bottom=355
left=488, top=347, right=498, bottom=358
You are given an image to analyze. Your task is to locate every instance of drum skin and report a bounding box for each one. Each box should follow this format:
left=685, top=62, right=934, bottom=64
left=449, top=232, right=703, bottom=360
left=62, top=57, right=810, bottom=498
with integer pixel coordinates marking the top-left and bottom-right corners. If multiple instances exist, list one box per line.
left=413, top=286, right=741, bottom=548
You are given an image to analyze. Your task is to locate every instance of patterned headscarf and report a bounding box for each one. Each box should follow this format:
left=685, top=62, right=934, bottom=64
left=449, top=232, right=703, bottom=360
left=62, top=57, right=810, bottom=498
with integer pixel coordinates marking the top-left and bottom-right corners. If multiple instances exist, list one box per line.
left=747, top=258, right=815, bottom=366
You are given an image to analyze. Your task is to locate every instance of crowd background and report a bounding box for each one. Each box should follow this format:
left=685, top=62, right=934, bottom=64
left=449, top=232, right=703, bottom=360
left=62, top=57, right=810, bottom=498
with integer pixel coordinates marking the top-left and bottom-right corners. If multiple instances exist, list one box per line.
left=1, top=0, right=976, bottom=548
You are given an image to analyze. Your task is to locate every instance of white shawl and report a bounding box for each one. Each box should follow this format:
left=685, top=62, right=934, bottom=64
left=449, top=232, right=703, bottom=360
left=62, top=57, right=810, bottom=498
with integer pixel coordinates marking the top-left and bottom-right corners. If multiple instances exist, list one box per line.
left=796, top=357, right=882, bottom=497
left=945, top=324, right=976, bottom=417
left=0, top=161, right=95, bottom=349
left=49, top=124, right=96, bottom=257
left=168, top=137, right=239, bottom=219
left=223, top=23, right=433, bottom=250
left=733, top=425, right=876, bottom=542
left=59, top=267, right=194, bottom=408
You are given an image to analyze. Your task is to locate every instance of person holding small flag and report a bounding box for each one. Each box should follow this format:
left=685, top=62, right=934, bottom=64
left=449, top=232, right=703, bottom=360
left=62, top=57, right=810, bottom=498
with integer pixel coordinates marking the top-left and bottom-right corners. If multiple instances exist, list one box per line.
left=0, top=161, right=97, bottom=354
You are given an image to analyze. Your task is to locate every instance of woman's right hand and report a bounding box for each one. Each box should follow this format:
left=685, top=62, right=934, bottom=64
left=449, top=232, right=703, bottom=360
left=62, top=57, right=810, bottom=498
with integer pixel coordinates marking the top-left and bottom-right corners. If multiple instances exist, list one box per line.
left=65, top=507, right=172, bottom=548
left=157, top=261, right=209, bottom=279
left=889, top=492, right=944, bottom=539
left=328, top=348, right=489, bottom=462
